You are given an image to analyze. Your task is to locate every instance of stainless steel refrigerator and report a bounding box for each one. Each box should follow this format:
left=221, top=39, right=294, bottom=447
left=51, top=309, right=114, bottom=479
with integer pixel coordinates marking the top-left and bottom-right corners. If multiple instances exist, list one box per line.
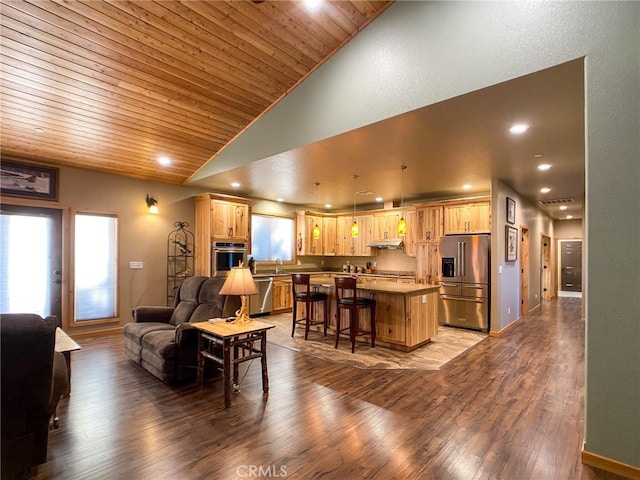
left=438, top=234, right=490, bottom=332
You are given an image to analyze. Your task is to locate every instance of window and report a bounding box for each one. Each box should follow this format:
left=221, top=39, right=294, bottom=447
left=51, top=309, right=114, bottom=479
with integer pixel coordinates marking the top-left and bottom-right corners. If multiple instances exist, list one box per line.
left=74, top=212, right=118, bottom=322
left=250, top=214, right=294, bottom=262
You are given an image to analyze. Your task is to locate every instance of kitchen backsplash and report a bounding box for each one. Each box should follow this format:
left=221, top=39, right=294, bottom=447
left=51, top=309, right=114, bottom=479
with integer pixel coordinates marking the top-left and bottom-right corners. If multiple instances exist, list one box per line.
left=300, top=248, right=417, bottom=275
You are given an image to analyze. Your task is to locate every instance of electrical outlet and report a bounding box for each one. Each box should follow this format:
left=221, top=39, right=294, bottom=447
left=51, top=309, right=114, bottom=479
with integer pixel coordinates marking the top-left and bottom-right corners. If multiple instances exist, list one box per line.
left=421, top=294, right=427, bottom=304
left=129, top=261, right=144, bottom=269
left=508, top=307, right=511, bottom=315
left=373, top=262, right=377, bottom=268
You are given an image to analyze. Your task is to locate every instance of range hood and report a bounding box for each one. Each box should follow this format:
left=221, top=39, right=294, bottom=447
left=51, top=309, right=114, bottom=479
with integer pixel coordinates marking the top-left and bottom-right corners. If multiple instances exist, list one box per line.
left=366, top=239, right=404, bottom=249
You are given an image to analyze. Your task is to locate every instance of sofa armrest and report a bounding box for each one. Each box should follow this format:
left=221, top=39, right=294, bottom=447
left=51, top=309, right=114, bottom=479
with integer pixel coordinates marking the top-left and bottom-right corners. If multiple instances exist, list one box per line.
left=132, top=306, right=174, bottom=324
left=175, top=323, right=199, bottom=368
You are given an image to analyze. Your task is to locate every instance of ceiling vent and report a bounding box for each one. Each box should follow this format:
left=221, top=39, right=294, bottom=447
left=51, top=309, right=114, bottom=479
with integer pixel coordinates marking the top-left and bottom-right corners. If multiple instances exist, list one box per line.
left=538, top=197, right=575, bottom=206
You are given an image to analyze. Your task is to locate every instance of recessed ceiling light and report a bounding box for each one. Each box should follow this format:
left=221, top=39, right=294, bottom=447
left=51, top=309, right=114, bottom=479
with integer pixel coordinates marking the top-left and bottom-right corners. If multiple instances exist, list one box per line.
left=157, top=155, right=172, bottom=166
left=375, top=197, right=383, bottom=202
left=276, top=198, right=284, bottom=202
left=566, top=215, right=574, bottom=219
left=304, top=0, right=322, bottom=10
left=540, top=187, right=551, bottom=194
left=534, top=153, right=543, bottom=158
left=559, top=205, right=568, bottom=211
left=231, top=182, right=240, bottom=188
left=509, top=123, right=529, bottom=134
left=324, top=204, right=332, bottom=209
left=33, top=127, right=45, bottom=133
left=462, top=184, right=472, bottom=190
left=537, top=164, right=551, bottom=171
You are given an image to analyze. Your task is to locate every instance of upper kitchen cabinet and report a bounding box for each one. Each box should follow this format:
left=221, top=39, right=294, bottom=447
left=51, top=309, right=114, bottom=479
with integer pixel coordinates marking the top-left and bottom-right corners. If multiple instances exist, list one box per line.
left=373, top=211, right=402, bottom=241
left=403, top=209, right=418, bottom=257
left=211, top=199, right=250, bottom=240
left=322, top=217, right=337, bottom=256
left=443, top=201, right=491, bottom=235
left=194, top=193, right=252, bottom=275
left=336, top=214, right=373, bottom=256
left=296, top=211, right=324, bottom=256
left=416, top=206, right=443, bottom=242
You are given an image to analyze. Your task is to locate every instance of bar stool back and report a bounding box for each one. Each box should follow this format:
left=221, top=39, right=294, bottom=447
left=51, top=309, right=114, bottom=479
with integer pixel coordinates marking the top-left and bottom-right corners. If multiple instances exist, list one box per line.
left=334, top=276, right=376, bottom=353
left=291, top=274, right=328, bottom=340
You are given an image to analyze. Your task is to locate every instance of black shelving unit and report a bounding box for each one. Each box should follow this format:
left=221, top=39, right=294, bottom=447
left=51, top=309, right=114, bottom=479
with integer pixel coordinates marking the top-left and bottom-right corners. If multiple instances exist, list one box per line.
left=167, top=221, right=194, bottom=306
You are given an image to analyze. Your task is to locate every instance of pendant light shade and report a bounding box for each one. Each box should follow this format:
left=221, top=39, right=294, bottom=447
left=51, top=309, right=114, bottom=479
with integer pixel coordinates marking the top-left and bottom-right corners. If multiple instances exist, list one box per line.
left=397, top=166, right=407, bottom=236
left=351, top=220, right=359, bottom=238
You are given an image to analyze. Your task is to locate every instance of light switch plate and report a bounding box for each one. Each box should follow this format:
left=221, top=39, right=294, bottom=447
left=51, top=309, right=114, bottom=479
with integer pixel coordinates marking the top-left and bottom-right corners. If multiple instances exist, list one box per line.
left=129, top=261, right=144, bottom=269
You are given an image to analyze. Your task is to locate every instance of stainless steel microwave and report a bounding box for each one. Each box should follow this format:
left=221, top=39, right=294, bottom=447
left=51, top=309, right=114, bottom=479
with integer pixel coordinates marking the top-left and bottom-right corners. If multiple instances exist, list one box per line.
left=212, top=242, right=247, bottom=276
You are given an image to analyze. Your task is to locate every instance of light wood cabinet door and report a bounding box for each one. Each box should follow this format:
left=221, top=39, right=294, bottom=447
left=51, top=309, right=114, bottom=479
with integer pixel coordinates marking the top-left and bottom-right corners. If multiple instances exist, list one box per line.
left=403, top=209, right=417, bottom=257
left=353, top=214, right=373, bottom=256
left=272, top=281, right=292, bottom=311
left=375, top=292, right=407, bottom=344
left=416, top=242, right=440, bottom=285
left=229, top=203, right=249, bottom=239
left=322, top=217, right=337, bottom=256
left=443, top=201, right=490, bottom=234
left=305, top=215, right=323, bottom=255
left=373, top=211, right=401, bottom=240
left=416, top=206, right=443, bottom=242
left=336, top=216, right=352, bottom=256
left=211, top=200, right=249, bottom=239
left=211, top=200, right=230, bottom=238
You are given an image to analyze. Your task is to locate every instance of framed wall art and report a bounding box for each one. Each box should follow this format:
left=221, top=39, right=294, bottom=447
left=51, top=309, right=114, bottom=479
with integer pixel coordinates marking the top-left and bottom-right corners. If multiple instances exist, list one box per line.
left=506, top=225, right=518, bottom=262
left=0, top=159, right=59, bottom=201
left=506, top=196, right=516, bottom=224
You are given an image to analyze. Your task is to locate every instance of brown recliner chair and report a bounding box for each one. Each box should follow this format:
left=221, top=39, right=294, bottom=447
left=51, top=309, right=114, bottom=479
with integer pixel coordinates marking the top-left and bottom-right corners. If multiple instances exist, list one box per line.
left=1, top=313, right=69, bottom=480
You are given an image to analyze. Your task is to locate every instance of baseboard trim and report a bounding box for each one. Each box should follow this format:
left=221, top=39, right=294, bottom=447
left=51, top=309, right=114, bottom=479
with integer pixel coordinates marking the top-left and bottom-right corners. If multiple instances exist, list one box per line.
left=582, top=449, right=640, bottom=479
left=72, top=326, right=123, bottom=339
left=489, top=315, right=523, bottom=337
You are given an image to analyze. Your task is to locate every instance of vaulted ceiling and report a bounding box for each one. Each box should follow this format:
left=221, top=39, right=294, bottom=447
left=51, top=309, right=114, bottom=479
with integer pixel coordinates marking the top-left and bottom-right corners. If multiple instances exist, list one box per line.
left=0, top=0, right=393, bottom=183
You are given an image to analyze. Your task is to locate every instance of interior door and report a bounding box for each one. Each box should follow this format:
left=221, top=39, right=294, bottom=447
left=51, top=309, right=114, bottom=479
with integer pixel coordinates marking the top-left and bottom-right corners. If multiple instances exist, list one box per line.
left=0, top=204, right=62, bottom=322
left=561, top=240, right=582, bottom=292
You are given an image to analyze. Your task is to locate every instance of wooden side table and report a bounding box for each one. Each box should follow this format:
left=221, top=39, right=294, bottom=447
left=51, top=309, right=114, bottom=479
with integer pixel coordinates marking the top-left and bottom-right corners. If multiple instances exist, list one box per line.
left=55, top=327, right=81, bottom=396
left=191, top=319, right=275, bottom=407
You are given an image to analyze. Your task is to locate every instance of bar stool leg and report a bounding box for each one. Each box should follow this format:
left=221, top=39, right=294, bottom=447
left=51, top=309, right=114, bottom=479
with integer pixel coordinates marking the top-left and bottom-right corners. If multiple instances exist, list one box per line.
left=304, top=299, right=311, bottom=340
left=370, top=305, right=376, bottom=347
left=323, top=299, right=328, bottom=336
left=291, top=299, right=297, bottom=337
left=351, top=309, right=357, bottom=354
left=335, top=308, right=341, bottom=349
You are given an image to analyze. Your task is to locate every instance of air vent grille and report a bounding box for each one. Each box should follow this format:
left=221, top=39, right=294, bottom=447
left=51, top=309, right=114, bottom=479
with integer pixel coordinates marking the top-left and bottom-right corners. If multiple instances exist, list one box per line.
left=538, top=197, right=575, bottom=206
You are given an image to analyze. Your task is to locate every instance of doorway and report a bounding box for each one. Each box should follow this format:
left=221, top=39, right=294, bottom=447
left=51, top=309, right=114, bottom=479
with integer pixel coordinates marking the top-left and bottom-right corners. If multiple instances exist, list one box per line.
left=559, top=240, right=582, bottom=297
left=0, top=204, right=63, bottom=322
left=541, top=234, right=553, bottom=300
left=520, top=226, right=530, bottom=316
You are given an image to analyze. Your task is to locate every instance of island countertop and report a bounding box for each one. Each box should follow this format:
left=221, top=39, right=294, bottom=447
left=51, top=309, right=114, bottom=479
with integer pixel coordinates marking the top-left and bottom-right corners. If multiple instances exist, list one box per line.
left=308, top=275, right=440, bottom=295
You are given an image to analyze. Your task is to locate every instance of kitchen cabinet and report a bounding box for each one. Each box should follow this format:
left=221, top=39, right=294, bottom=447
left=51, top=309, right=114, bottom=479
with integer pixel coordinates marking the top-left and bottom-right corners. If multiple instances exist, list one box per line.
left=194, top=193, right=251, bottom=276
left=336, top=214, right=373, bottom=256
left=322, top=217, right=337, bottom=256
left=211, top=199, right=249, bottom=239
left=403, top=209, right=417, bottom=257
left=416, top=206, right=443, bottom=242
left=443, top=201, right=490, bottom=234
left=373, top=211, right=401, bottom=241
left=415, top=241, right=440, bottom=285
left=272, top=279, right=293, bottom=312
left=296, top=211, right=324, bottom=256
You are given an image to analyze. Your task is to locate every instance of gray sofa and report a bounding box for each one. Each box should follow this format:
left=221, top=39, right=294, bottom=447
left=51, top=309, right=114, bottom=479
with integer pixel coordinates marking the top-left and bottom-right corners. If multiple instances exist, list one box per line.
left=123, top=276, right=240, bottom=383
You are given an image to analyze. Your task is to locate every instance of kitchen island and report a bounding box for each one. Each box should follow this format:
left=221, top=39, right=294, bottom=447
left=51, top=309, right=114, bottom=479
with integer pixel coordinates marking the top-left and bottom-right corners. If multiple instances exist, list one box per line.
left=302, top=275, right=440, bottom=352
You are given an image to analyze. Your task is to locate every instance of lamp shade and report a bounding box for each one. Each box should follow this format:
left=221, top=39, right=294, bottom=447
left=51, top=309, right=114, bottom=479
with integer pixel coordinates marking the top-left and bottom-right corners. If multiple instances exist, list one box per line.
left=219, top=267, right=258, bottom=296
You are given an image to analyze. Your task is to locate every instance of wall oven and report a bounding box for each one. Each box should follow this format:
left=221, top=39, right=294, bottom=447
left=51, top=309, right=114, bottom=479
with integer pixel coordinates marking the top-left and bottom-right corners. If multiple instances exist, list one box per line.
left=212, top=242, right=247, bottom=276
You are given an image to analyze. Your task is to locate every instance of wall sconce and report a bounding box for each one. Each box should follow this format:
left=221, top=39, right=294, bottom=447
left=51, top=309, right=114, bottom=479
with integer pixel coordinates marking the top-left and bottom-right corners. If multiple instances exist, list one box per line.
left=146, top=195, right=159, bottom=214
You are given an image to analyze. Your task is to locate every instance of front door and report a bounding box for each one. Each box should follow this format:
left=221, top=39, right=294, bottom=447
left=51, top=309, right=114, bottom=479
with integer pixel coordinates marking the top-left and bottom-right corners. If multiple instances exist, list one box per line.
left=0, top=204, right=63, bottom=322
left=560, top=240, right=582, bottom=292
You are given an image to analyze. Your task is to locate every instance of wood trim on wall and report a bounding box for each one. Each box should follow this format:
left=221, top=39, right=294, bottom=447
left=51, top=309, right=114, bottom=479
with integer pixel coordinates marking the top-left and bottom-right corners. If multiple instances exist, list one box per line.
left=581, top=449, right=640, bottom=479
left=490, top=315, right=525, bottom=338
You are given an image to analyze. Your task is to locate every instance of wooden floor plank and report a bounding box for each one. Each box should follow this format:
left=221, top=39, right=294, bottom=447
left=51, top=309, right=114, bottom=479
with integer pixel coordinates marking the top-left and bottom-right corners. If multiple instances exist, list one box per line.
left=34, top=298, right=628, bottom=479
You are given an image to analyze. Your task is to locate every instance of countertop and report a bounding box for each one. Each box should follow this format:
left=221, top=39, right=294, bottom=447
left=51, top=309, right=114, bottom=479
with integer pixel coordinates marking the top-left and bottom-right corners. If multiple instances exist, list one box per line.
left=254, top=270, right=416, bottom=280
left=308, top=275, right=439, bottom=295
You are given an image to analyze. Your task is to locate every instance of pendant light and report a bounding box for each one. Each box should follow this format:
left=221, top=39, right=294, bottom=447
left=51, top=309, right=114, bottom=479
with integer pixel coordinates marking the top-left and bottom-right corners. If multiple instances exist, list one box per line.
left=351, top=175, right=359, bottom=238
left=397, top=165, right=407, bottom=236
left=312, top=182, right=321, bottom=239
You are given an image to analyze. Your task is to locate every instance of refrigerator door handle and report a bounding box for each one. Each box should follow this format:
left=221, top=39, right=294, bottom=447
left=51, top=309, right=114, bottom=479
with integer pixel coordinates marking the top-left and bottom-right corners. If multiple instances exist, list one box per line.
left=441, top=295, right=485, bottom=303
left=441, top=282, right=458, bottom=287
left=460, top=241, right=465, bottom=277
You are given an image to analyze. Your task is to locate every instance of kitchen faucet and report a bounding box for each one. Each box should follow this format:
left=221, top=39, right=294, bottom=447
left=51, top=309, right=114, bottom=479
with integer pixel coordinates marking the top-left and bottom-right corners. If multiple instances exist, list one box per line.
left=275, top=258, right=283, bottom=274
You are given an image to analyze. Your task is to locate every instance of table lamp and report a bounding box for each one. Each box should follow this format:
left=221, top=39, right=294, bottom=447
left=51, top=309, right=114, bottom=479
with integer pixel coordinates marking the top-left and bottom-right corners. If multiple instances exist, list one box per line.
left=219, top=264, right=258, bottom=324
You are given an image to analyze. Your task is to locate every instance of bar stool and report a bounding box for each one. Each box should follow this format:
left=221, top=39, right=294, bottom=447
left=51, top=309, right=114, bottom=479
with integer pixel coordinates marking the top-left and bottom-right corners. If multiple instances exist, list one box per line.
left=291, top=274, right=328, bottom=340
left=334, top=276, right=376, bottom=353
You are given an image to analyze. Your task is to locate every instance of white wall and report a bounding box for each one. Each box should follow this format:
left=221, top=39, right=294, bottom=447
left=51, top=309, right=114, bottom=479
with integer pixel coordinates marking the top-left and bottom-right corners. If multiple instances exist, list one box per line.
left=194, top=1, right=640, bottom=468
left=555, top=219, right=583, bottom=239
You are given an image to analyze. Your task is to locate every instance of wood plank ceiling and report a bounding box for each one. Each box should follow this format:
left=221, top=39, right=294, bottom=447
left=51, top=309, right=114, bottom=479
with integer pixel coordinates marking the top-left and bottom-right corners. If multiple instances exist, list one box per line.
left=0, top=0, right=393, bottom=184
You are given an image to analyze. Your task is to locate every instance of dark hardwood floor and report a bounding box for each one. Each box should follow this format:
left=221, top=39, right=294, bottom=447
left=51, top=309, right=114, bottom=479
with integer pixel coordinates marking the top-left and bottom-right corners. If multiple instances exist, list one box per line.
left=35, top=298, right=627, bottom=479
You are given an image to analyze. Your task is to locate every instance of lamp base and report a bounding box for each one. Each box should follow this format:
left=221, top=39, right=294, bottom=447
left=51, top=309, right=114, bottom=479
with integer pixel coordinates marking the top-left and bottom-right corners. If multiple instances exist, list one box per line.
left=230, top=295, right=252, bottom=325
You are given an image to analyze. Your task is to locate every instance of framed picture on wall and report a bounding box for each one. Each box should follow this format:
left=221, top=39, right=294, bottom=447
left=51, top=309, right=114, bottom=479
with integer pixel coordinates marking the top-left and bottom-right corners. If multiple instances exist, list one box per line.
left=0, top=159, right=59, bottom=201
left=506, top=225, right=518, bottom=262
left=506, top=197, right=516, bottom=224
